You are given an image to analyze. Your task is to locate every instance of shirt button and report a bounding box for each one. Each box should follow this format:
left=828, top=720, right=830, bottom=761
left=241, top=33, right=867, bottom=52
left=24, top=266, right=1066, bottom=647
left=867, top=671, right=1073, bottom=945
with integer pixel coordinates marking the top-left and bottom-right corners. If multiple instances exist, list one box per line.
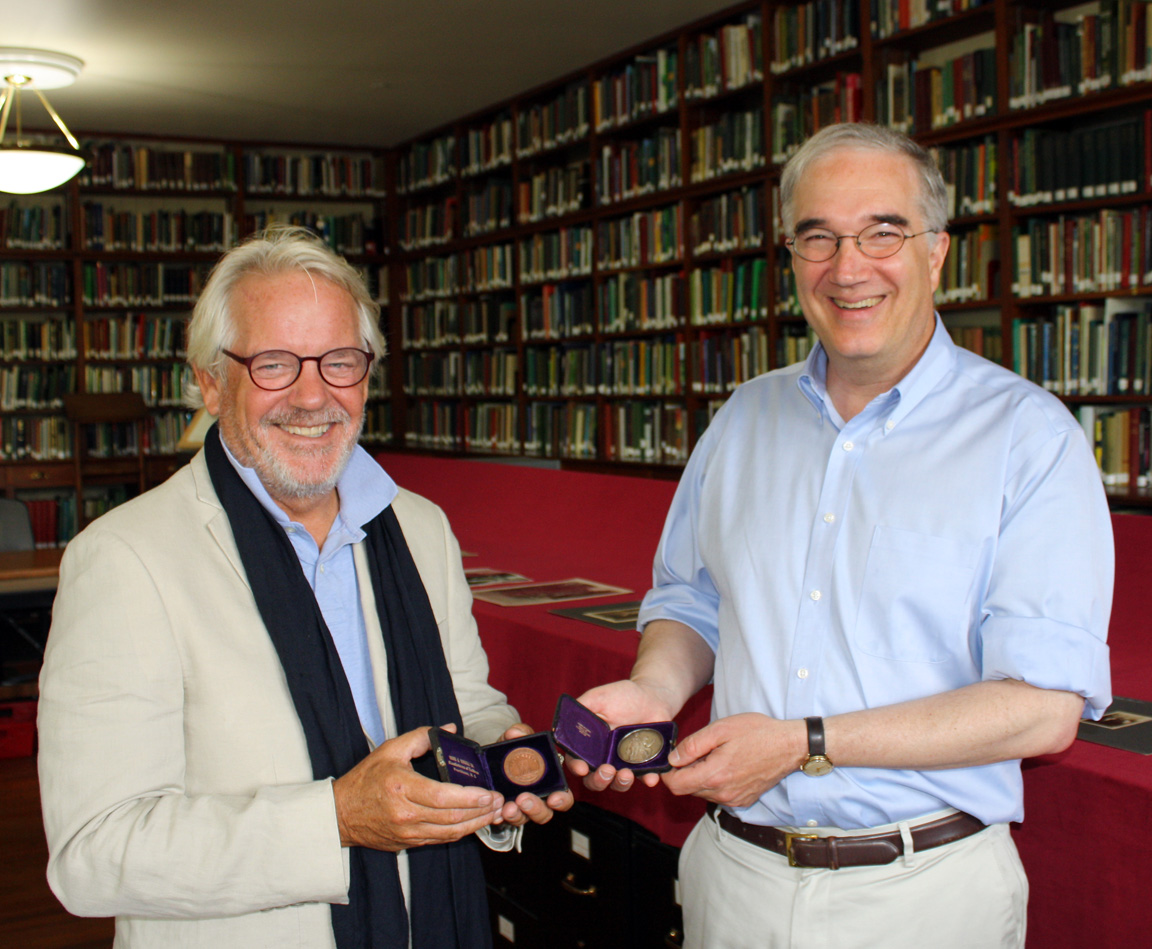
left=823, top=512, right=835, bottom=524
left=810, top=590, right=821, bottom=601
left=843, top=441, right=854, bottom=451
left=807, top=820, right=819, bottom=827
left=885, top=419, right=895, bottom=431
left=797, top=667, right=809, bottom=679
left=319, top=564, right=325, bottom=574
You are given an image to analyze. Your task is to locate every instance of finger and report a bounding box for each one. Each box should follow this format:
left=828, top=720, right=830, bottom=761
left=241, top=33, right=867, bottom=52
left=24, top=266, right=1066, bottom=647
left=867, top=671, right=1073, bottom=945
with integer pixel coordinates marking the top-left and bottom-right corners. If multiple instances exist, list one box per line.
left=500, top=799, right=528, bottom=826
left=661, top=758, right=709, bottom=797
left=518, top=790, right=573, bottom=824
left=388, top=724, right=435, bottom=761
left=667, top=743, right=690, bottom=767
left=407, top=770, right=501, bottom=812
left=610, top=768, right=635, bottom=792
left=404, top=809, right=505, bottom=848
left=546, top=789, right=574, bottom=812
left=582, top=764, right=618, bottom=792
left=508, top=793, right=549, bottom=825
left=413, top=792, right=505, bottom=826
left=667, top=725, right=717, bottom=768
left=664, top=751, right=738, bottom=800
left=565, top=756, right=591, bottom=777
left=502, top=722, right=533, bottom=740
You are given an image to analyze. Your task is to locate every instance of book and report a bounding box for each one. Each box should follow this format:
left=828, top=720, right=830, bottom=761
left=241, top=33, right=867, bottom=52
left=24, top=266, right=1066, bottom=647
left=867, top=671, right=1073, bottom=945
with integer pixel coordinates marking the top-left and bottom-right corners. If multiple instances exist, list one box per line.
left=463, top=567, right=531, bottom=588
left=1078, top=696, right=1152, bottom=754
left=472, top=577, right=630, bottom=607
left=550, top=600, right=643, bottom=631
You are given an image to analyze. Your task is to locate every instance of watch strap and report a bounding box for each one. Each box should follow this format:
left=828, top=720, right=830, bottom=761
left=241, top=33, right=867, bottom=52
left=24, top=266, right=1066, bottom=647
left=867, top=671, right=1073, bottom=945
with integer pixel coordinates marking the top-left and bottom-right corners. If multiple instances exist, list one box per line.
left=805, top=716, right=826, bottom=757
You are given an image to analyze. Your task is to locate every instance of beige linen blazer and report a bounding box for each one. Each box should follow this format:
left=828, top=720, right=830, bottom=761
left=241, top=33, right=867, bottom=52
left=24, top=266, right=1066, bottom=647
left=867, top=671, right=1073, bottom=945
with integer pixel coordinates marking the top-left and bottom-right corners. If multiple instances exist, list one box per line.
left=38, top=449, right=518, bottom=948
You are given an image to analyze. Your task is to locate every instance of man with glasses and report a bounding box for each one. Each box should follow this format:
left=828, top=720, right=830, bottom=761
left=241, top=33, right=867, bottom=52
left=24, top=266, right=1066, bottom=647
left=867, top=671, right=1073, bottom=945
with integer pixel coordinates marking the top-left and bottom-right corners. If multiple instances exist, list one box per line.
left=572, top=123, right=1112, bottom=948
left=38, top=226, right=571, bottom=949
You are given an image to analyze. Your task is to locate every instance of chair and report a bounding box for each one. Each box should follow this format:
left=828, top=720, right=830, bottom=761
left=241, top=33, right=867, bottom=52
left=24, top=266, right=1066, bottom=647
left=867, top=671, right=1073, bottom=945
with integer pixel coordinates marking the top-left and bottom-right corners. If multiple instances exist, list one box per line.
left=0, top=498, right=35, bottom=553
left=63, top=391, right=149, bottom=531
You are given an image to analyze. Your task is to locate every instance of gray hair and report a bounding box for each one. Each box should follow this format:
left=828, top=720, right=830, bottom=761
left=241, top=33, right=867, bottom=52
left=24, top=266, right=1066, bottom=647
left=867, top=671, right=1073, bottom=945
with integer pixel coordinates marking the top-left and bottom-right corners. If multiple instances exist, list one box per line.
left=184, top=224, right=385, bottom=408
left=779, top=123, right=949, bottom=236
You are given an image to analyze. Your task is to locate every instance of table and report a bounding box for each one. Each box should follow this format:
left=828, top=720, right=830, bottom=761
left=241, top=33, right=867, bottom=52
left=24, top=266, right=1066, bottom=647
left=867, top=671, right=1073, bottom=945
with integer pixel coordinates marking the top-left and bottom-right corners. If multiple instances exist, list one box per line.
left=376, top=451, right=1152, bottom=947
left=0, top=548, right=64, bottom=587
left=1009, top=512, right=1152, bottom=947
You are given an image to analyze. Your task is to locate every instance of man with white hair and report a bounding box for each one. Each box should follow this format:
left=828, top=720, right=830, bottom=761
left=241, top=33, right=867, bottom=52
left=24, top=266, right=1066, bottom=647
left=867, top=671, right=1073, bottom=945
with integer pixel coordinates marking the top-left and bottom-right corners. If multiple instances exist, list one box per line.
left=39, top=226, right=570, bottom=949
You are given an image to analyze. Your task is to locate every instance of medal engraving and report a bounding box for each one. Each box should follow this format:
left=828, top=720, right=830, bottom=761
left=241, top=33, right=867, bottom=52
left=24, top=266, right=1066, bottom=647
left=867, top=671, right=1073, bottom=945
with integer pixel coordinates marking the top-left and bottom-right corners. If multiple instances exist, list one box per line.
left=616, top=727, right=665, bottom=765
left=503, top=747, right=547, bottom=786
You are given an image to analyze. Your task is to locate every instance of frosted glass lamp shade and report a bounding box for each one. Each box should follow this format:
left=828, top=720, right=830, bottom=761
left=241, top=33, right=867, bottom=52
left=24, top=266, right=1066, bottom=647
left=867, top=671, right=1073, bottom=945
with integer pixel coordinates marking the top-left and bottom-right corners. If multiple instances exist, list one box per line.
left=0, top=145, right=85, bottom=193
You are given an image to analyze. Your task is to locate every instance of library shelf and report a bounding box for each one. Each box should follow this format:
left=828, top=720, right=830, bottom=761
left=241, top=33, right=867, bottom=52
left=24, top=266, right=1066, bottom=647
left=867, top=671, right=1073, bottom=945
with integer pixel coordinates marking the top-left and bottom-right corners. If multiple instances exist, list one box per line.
left=0, top=135, right=391, bottom=541
left=385, top=0, right=1152, bottom=506
left=9, top=0, right=1152, bottom=511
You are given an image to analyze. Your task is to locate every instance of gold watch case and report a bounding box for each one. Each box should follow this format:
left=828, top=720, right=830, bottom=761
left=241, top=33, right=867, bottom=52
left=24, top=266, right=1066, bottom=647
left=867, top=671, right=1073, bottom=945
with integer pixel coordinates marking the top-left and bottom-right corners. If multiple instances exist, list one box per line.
left=801, top=754, right=834, bottom=777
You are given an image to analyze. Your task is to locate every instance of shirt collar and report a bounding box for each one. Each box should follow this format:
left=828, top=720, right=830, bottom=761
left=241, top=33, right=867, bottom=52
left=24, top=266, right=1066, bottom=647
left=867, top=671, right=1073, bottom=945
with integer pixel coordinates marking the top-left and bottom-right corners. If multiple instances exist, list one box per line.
left=885, top=315, right=957, bottom=426
left=797, top=314, right=957, bottom=429
left=798, top=343, right=830, bottom=414
left=219, top=437, right=398, bottom=541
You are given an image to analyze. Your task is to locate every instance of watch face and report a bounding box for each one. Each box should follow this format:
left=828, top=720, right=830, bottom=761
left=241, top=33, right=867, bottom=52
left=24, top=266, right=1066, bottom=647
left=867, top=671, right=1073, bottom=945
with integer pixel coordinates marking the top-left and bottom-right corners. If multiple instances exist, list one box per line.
left=802, top=756, right=834, bottom=777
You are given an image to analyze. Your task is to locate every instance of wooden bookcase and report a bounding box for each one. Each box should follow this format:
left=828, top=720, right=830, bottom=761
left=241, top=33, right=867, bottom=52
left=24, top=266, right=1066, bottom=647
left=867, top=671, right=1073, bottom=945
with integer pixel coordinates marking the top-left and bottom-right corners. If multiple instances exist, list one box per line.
left=6, top=0, right=1152, bottom=529
left=389, top=0, right=1152, bottom=509
left=0, top=136, right=390, bottom=543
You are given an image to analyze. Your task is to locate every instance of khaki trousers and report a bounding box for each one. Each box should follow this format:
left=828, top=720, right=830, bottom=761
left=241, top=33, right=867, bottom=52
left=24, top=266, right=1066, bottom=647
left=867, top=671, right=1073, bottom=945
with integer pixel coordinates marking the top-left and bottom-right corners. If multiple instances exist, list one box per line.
left=679, top=808, right=1027, bottom=949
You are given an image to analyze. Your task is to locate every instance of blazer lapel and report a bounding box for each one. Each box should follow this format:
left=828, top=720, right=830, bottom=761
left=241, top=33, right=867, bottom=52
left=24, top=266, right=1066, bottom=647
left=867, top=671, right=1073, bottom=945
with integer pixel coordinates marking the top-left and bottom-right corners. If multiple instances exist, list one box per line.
left=190, top=449, right=251, bottom=586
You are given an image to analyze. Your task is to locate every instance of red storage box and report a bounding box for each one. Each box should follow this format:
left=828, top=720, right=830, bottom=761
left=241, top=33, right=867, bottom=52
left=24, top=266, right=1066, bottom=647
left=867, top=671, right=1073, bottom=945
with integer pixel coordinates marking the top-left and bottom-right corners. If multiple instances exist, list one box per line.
left=0, top=699, right=37, bottom=759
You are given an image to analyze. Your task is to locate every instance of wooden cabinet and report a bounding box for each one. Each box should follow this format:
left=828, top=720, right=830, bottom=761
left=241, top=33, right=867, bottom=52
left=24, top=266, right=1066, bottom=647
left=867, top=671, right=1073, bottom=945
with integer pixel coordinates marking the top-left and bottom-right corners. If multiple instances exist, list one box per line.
left=632, top=831, right=685, bottom=949
left=3, top=462, right=72, bottom=490
left=481, top=802, right=682, bottom=948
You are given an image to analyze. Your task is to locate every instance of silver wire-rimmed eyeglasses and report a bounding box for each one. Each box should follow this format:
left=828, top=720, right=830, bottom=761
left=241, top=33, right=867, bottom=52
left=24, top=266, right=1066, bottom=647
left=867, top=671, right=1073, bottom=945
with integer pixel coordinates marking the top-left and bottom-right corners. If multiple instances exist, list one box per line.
left=786, top=222, right=937, bottom=262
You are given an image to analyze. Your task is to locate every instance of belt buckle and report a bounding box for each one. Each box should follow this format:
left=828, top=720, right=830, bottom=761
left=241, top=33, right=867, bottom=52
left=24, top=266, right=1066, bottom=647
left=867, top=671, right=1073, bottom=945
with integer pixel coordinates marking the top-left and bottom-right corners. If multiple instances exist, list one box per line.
left=784, top=832, right=818, bottom=867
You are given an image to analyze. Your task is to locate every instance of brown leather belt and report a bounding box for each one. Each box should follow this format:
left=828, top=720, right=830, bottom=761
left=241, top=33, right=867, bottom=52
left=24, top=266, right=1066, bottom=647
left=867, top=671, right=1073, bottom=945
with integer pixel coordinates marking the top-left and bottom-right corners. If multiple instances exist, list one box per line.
left=707, top=803, right=986, bottom=870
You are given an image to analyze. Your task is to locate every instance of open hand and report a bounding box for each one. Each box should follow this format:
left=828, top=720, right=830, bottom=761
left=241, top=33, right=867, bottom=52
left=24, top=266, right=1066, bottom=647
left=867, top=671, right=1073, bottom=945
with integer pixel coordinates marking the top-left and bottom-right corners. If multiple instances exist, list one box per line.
left=333, top=724, right=505, bottom=851
left=565, top=680, right=675, bottom=792
left=496, top=723, right=574, bottom=826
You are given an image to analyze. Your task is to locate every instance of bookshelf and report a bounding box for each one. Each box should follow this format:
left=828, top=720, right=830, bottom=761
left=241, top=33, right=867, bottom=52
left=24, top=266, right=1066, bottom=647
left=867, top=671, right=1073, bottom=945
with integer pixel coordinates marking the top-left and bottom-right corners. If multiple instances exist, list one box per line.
left=78, top=139, right=227, bottom=521
left=8, top=0, right=1152, bottom=515
left=237, top=145, right=392, bottom=451
left=387, top=0, right=1152, bottom=509
left=0, top=137, right=390, bottom=543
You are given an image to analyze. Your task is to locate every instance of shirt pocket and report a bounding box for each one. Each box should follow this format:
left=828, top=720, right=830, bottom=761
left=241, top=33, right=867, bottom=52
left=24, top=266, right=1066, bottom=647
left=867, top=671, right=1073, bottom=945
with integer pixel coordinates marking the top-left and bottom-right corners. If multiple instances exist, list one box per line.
left=854, top=526, right=980, bottom=663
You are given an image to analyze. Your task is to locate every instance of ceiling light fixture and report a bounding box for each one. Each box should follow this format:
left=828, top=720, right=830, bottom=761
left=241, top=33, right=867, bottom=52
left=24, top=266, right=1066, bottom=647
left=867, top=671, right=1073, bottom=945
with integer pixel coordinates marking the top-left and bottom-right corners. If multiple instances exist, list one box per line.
left=0, top=48, right=86, bottom=194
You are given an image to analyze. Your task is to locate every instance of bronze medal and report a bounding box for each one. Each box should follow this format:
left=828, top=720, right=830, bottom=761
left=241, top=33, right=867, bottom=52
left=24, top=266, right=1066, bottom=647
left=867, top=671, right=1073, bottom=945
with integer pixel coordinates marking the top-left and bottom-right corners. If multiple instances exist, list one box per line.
left=503, top=747, right=547, bottom=786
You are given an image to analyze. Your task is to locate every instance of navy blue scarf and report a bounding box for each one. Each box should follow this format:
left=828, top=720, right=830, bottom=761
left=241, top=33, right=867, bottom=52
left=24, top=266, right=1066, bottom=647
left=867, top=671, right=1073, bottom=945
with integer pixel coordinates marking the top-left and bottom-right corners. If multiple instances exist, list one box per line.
left=204, top=424, right=490, bottom=949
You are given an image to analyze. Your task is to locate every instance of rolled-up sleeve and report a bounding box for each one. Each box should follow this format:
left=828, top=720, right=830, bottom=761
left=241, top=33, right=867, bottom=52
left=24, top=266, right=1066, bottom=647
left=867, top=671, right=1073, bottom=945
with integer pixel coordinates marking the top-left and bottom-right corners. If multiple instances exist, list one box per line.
left=638, top=418, right=723, bottom=650
left=980, top=425, right=1113, bottom=717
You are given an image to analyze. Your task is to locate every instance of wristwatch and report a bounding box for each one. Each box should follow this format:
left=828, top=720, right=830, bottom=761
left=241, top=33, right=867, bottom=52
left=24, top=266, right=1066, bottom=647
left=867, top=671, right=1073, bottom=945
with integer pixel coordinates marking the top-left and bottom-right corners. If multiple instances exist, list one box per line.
left=800, top=716, right=834, bottom=777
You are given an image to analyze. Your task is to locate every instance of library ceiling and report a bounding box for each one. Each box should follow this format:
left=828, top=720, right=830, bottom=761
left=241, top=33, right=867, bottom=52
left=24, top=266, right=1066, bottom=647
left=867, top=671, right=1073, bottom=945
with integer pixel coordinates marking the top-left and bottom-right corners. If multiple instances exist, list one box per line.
left=5, top=0, right=739, bottom=147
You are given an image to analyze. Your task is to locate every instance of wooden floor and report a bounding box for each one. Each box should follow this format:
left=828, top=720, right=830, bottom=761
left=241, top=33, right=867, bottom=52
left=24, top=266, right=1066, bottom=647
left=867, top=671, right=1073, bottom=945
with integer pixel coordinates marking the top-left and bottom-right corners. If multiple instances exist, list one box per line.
left=1, top=753, right=114, bottom=949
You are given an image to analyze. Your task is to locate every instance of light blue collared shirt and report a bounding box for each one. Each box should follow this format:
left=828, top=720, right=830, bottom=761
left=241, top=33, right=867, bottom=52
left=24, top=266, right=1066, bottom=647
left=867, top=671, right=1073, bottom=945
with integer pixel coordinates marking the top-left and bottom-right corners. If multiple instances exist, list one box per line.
left=638, top=316, right=1114, bottom=829
left=222, top=440, right=399, bottom=746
